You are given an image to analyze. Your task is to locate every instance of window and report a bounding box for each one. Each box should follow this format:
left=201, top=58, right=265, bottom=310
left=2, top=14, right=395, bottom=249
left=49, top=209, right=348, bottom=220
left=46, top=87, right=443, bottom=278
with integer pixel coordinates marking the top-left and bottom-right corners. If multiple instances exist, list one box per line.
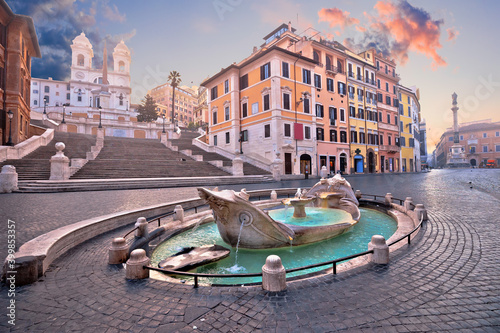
left=496, top=131, right=500, bottom=137
left=393, top=85, right=396, bottom=94
left=224, top=80, right=229, bottom=94
left=409, top=125, right=412, bottom=134
left=460, top=135, right=464, bottom=140
left=340, top=108, right=345, bottom=122
left=496, top=145, right=500, bottom=152
left=282, top=62, right=289, bottom=78
left=377, top=93, right=383, bottom=103
left=377, top=79, right=381, bottom=89
left=386, top=96, right=391, bottom=105
left=211, top=86, right=218, bottom=100
left=315, top=104, right=324, bottom=118
left=305, top=126, right=311, bottom=139
left=66, top=84, right=70, bottom=91
left=483, top=132, right=487, bottom=138
left=263, top=94, right=270, bottom=111
left=283, top=93, right=290, bottom=110
left=77, top=54, right=84, bottom=66
left=408, top=106, right=411, bottom=117
left=357, top=89, right=363, bottom=102
left=225, top=132, right=230, bottom=144
left=400, top=137, right=406, bottom=147
left=359, top=132, right=365, bottom=144
left=358, top=108, right=364, bottom=119
left=387, top=114, right=391, bottom=124
left=400, top=121, right=404, bottom=132
left=284, top=123, right=291, bottom=137
left=407, top=96, right=410, bottom=104
left=393, top=98, right=399, bottom=107
left=386, top=82, right=389, bottom=92
left=34, top=100, right=37, bottom=105
left=241, top=130, right=248, bottom=142
left=212, top=110, right=217, bottom=125
left=302, top=69, right=311, bottom=84
left=351, top=131, right=357, bottom=143
left=252, top=102, right=259, bottom=115
left=349, top=106, right=356, bottom=118
left=394, top=115, right=398, bottom=125
left=327, top=78, right=334, bottom=92
left=348, top=86, right=355, bottom=99
left=376, top=60, right=380, bottom=70
left=348, top=63, right=353, bottom=77
left=225, top=106, right=230, bottom=121
left=66, top=93, right=70, bottom=100
left=44, top=86, right=50, bottom=93
left=338, top=82, right=346, bottom=95
left=314, top=74, right=321, bottom=89
left=77, top=96, right=82, bottom=102
left=242, top=103, right=248, bottom=118
left=379, top=112, right=383, bottom=122
left=380, top=134, right=384, bottom=145
left=482, top=145, right=488, bottom=153
left=260, top=62, right=271, bottom=80
left=303, top=98, right=310, bottom=113
left=337, top=60, right=343, bottom=74
left=340, top=130, right=347, bottom=143
left=33, top=89, right=38, bottom=94
left=388, top=135, right=392, bottom=145
left=214, top=135, right=218, bottom=146
left=329, top=107, right=337, bottom=126
left=240, top=74, right=248, bottom=89
left=470, top=146, right=476, bottom=153
left=330, top=129, right=337, bottom=142
left=317, top=128, right=324, bottom=141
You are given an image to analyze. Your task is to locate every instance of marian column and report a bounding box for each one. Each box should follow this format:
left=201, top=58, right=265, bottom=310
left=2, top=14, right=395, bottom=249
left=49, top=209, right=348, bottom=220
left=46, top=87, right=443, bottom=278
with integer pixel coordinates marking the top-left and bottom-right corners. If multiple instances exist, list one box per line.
left=452, top=92, right=459, bottom=144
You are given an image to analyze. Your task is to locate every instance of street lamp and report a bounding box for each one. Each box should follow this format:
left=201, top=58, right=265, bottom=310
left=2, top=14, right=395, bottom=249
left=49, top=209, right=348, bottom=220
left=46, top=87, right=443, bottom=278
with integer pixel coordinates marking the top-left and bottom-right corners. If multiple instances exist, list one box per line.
left=43, top=97, right=47, bottom=114
left=98, top=106, right=102, bottom=128
left=61, top=104, right=66, bottom=124
left=6, top=110, right=14, bottom=146
left=162, top=115, right=166, bottom=133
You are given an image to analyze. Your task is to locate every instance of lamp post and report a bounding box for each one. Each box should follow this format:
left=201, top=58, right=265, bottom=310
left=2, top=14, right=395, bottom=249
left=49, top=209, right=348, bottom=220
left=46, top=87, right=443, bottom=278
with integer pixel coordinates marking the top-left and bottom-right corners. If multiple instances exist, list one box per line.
left=98, top=106, right=102, bottom=128
left=162, top=115, right=166, bottom=133
left=61, top=104, right=66, bottom=124
left=6, top=110, right=14, bottom=146
left=43, top=97, right=47, bottom=114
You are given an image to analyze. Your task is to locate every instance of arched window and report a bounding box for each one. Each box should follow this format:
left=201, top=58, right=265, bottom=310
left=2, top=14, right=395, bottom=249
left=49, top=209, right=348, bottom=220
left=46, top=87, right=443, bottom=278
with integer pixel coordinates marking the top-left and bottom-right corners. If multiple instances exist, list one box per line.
left=34, top=99, right=38, bottom=105
left=119, top=61, right=125, bottom=72
left=119, top=93, right=124, bottom=106
left=77, top=54, right=85, bottom=66
left=93, top=77, right=103, bottom=84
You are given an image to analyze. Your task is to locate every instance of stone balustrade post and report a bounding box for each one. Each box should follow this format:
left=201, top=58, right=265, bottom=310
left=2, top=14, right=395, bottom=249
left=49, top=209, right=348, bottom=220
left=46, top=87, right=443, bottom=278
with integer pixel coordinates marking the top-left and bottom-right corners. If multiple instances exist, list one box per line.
left=173, top=205, right=184, bottom=222
left=404, top=197, right=415, bottom=211
left=270, top=190, right=277, bottom=201
left=320, top=165, right=328, bottom=179
left=108, top=237, right=129, bottom=264
left=0, top=165, right=18, bottom=193
left=271, top=153, right=282, bottom=181
left=232, top=150, right=244, bottom=176
left=160, top=132, right=168, bottom=144
left=414, top=204, right=428, bottom=221
left=49, top=142, right=70, bottom=180
left=355, top=190, right=362, bottom=200
left=125, top=249, right=150, bottom=280
left=368, top=235, right=389, bottom=264
left=134, top=217, right=148, bottom=238
left=384, top=193, right=393, bottom=205
left=262, top=255, right=286, bottom=292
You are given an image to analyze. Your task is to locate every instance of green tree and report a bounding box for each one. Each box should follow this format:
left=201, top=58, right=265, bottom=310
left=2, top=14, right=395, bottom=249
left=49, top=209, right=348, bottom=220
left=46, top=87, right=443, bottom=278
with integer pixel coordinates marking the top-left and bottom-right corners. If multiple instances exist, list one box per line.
left=167, top=71, right=181, bottom=125
left=137, top=94, right=157, bottom=122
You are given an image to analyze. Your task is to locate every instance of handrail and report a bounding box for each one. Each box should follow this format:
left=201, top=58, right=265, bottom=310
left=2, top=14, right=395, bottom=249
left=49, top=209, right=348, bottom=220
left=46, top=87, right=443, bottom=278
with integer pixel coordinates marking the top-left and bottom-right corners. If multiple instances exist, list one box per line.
left=140, top=193, right=426, bottom=288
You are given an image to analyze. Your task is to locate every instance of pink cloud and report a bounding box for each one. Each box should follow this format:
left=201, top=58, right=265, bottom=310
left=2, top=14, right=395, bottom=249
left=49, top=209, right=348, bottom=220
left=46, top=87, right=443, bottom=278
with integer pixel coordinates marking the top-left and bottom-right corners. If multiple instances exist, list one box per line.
left=318, top=8, right=359, bottom=30
left=447, top=27, right=459, bottom=42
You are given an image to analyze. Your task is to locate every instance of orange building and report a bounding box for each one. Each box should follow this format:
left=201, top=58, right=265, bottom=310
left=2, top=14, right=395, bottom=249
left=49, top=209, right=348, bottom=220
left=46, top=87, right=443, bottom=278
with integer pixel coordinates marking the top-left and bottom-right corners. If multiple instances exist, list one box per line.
left=0, top=0, right=40, bottom=145
left=148, top=83, right=198, bottom=126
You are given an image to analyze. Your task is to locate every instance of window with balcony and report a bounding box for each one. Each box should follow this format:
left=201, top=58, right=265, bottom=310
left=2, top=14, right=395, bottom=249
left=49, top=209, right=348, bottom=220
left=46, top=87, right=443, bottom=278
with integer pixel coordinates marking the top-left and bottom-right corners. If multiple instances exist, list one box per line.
left=359, top=132, right=365, bottom=144
left=388, top=135, right=392, bottom=145
left=338, top=82, right=346, bottom=95
left=317, top=128, right=324, bottom=141
left=348, top=86, right=355, bottom=99
left=316, top=104, right=324, bottom=118
left=357, top=89, right=363, bottom=102
left=358, top=108, right=364, bottom=119
left=348, top=63, right=353, bottom=77
left=327, top=78, right=334, bottom=92
left=330, top=129, right=337, bottom=142
left=386, top=96, right=391, bottom=105
left=470, top=146, right=476, bottom=153
left=313, top=50, right=320, bottom=62
left=351, top=130, right=357, bottom=143
left=340, top=130, right=347, bottom=143
left=337, top=60, right=343, bottom=74
left=329, top=107, right=337, bottom=125
left=349, top=106, right=356, bottom=118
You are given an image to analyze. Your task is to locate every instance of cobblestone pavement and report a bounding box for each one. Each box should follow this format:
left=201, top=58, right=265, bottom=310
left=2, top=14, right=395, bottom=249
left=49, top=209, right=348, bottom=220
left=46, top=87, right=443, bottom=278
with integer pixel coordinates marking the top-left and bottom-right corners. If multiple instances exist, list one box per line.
left=1, top=169, right=500, bottom=332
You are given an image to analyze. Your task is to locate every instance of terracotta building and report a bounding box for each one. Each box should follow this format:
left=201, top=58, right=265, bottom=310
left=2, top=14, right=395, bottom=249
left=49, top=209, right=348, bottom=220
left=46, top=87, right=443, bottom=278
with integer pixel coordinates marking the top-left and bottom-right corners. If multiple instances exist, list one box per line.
left=0, top=0, right=40, bottom=145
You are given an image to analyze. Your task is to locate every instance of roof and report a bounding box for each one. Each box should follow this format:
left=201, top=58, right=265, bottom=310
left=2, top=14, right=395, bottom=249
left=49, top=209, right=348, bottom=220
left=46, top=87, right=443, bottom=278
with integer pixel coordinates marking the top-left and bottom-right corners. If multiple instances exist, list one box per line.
left=263, top=23, right=296, bottom=41
left=201, top=45, right=317, bottom=87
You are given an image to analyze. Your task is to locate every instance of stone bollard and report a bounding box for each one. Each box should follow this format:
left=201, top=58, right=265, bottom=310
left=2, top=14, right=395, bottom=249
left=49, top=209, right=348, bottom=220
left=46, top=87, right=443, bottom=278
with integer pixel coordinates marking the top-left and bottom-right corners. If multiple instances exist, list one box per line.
left=173, top=205, right=184, bottom=222
left=0, top=165, right=18, bottom=193
left=368, top=235, right=389, bottom=264
left=355, top=190, right=362, bottom=200
left=384, top=193, right=393, bottom=205
left=160, top=132, right=168, bottom=144
left=49, top=142, right=70, bottom=180
left=414, top=204, right=428, bottom=221
left=125, top=249, right=150, bottom=280
left=262, top=255, right=286, bottom=292
left=320, top=165, right=328, bottom=178
left=404, top=197, right=415, bottom=211
left=109, top=237, right=129, bottom=264
left=272, top=152, right=282, bottom=181
left=270, top=190, right=278, bottom=201
left=232, top=151, right=244, bottom=176
left=134, top=217, right=148, bottom=238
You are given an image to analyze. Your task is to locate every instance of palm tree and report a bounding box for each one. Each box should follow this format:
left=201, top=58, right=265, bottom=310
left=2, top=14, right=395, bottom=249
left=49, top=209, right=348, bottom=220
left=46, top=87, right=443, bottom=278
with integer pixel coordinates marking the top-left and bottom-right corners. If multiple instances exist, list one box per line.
left=168, top=71, right=181, bottom=129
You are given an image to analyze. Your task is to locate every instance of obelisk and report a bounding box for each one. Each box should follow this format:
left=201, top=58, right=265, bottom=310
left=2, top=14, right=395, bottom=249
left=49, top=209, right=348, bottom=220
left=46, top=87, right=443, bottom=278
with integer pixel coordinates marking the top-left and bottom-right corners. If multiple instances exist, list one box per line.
left=99, top=40, right=111, bottom=108
left=452, top=92, right=459, bottom=143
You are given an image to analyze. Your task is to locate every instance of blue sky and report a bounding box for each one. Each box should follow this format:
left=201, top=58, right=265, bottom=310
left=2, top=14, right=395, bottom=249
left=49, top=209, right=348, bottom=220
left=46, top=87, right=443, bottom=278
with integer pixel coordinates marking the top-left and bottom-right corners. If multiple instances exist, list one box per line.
left=9, top=0, right=500, bottom=149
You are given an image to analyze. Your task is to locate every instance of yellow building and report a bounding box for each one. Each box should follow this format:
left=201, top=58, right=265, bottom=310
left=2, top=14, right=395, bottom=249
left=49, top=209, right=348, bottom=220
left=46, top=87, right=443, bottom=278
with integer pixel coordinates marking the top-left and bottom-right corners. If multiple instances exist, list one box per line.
left=346, top=50, right=379, bottom=173
left=398, top=85, right=421, bottom=172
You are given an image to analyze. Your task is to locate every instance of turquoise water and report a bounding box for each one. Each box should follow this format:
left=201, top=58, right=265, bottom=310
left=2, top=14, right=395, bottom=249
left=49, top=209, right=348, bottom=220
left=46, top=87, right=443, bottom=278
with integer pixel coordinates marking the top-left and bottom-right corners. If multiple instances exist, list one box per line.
left=151, top=208, right=397, bottom=285
left=268, top=207, right=353, bottom=226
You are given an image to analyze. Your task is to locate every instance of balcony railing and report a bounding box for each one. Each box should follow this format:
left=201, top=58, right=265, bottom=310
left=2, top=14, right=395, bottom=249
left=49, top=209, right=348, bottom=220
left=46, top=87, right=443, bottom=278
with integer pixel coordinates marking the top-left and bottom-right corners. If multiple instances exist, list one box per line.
left=348, top=71, right=354, bottom=78
left=379, top=145, right=400, bottom=153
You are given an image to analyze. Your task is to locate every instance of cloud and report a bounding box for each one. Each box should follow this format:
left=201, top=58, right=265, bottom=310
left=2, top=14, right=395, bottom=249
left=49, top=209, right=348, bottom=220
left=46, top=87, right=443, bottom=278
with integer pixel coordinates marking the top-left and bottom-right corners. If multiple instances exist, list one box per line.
left=102, top=3, right=126, bottom=22
left=251, top=0, right=313, bottom=33
left=318, top=8, right=359, bottom=30
left=323, top=1, right=449, bottom=70
left=447, top=27, right=459, bottom=42
left=9, top=0, right=129, bottom=80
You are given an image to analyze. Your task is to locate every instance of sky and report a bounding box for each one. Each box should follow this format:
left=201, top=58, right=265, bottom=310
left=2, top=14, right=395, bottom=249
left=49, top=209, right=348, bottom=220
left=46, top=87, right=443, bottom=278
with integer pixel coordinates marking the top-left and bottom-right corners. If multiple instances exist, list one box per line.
left=8, top=0, right=500, bottom=153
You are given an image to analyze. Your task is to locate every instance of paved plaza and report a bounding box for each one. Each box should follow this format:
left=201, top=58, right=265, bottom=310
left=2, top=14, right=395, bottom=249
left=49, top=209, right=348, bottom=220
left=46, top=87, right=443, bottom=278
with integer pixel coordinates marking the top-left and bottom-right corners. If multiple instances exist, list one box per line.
left=1, top=169, right=499, bottom=332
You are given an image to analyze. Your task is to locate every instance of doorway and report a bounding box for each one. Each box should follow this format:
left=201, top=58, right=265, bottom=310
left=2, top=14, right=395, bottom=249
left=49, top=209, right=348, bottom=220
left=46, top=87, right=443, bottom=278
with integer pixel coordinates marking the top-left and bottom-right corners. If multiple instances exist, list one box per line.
left=368, top=152, right=375, bottom=173
left=354, top=155, right=364, bottom=173
left=285, top=153, right=292, bottom=174
left=300, top=154, right=312, bottom=175
left=340, top=153, right=347, bottom=173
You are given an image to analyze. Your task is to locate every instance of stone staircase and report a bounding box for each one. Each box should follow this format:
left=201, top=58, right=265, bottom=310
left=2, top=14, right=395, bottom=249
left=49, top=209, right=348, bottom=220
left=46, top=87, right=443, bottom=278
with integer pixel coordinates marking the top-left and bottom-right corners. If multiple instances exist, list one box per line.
left=0, top=132, right=96, bottom=180
left=70, top=136, right=231, bottom=179
left=170, top=131, right=271, bottom=175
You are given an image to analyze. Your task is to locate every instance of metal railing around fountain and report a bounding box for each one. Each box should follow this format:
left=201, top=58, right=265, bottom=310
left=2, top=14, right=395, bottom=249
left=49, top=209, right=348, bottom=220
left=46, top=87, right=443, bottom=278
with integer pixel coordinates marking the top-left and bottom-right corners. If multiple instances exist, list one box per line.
left=142, top=194, right=426, bottom=288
